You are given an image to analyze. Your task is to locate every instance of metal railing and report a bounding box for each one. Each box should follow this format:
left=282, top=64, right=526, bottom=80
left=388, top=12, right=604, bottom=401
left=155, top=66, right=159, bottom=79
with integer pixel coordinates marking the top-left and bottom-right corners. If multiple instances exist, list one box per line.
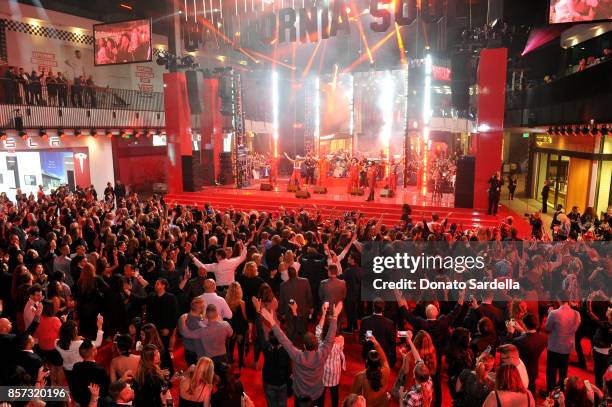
left=0, top=78, right=164, bottom=111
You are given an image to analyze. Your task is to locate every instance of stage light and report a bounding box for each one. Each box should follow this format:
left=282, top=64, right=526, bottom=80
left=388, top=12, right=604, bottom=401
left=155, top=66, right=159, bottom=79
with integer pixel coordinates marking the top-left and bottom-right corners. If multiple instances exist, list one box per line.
left=106, top=130, right=113, bottom=138
left=75, top=129, right=82, bottom=138
left=39, top=128, right=47, bottom=139
left=90, top=129, right=97, bottom=138
left=19, top=131, right=28, bottom=140
left=582, top=125, right=589, bottom=135
left=345, top=7, right=351, bottom=14
left=573, top=126, right=580, bottom=135
left=547, top=127, right=553, bottom=135
left=379, top=71, right=394, bottom=174
left=272, top=71, right=279, bottom=158
left=58, top=129, right=66, bottom=140
left=600, top=125, right=608, bottom=136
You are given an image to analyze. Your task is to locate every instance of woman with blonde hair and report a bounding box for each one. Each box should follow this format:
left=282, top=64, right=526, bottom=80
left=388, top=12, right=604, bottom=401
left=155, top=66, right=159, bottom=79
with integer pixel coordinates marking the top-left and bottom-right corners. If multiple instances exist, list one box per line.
left=226, top=281, right=248, bottom=367
left=178, top=357, right=214, bottom=407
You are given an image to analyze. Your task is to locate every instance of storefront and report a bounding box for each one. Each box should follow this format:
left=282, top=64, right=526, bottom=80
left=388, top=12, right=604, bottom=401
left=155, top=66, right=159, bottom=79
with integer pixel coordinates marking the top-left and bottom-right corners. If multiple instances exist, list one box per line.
left=531, top=133, right=612, bottom=216
left=0, top=130, right=114, bottom=200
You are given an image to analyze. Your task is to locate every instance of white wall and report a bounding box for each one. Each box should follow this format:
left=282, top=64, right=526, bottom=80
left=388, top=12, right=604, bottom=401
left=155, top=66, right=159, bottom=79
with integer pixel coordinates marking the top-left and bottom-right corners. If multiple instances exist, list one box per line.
left=0, top=2, right=168, bottom=91
left=0, top=130, right=114, bottom=200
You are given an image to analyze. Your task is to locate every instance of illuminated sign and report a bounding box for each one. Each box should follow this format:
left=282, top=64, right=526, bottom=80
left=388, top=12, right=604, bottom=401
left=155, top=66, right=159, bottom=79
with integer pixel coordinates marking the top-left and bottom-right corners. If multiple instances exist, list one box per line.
left=535, top=135, right=552, bottom=145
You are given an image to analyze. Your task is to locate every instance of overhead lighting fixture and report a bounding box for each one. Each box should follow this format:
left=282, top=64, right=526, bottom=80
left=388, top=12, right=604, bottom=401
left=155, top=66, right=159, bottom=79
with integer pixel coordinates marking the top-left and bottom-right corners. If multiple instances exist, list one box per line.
left=19, top=131, right=28, bottom=140
left=600, top=125, right=608, bottom=136
left=90, top=128, right=97, bottom=137
left=105, top=129, right=113, bottom=138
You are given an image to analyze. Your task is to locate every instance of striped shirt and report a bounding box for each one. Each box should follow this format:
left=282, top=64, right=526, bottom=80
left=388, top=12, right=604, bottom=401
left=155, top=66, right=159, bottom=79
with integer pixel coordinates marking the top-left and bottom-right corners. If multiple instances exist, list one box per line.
left=403, top=378, right=433, bottom=407
left=315, top=325, right=346, bottom=387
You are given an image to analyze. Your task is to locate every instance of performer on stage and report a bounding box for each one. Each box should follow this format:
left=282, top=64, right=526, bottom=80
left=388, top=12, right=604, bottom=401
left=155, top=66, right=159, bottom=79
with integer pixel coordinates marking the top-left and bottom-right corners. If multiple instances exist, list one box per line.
left=268, top=156, right=278, bottom=186
left=304, top=154, right=317, bottom=185
left=284, top=152, right=304, bottom=189
left=388, top=158, right=399, bottom=193
left=366, top=161, right=378, bottom=201
left=318, top=155, right=329, bottom=186
left=347, top=158, right=360, bottom=193
left=359, top=158, right=368, bottom=188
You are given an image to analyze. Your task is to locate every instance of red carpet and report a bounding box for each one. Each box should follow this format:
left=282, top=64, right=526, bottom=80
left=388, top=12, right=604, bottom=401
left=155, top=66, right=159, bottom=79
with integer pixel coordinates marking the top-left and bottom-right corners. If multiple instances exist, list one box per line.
left=96, top=334, right=595, bottom=406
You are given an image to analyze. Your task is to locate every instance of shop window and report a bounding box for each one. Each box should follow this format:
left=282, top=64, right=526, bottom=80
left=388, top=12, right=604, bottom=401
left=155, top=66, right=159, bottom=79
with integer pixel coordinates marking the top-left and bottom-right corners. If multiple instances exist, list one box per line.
left=24, top=175, right=36, bottom=186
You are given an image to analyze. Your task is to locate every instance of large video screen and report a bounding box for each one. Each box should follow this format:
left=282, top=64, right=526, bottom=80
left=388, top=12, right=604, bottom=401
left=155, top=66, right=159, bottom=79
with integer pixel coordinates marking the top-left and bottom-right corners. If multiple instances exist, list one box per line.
left=549, top=0, right=612, bottom=24
left=93, top=18, right=152, bottom=65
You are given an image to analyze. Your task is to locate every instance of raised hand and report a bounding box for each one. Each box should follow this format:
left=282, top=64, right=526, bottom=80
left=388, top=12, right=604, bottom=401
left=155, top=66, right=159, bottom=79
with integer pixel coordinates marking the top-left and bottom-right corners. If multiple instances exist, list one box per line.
left=332, top=301, right=343, bottom=318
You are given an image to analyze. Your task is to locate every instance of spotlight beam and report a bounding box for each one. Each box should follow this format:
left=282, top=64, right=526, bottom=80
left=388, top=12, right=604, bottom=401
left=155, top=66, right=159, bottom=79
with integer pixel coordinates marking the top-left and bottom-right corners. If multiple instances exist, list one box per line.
left=243, top=48, right=296, bottom=70
left=395, top=23, right=407, bottom=65
left=349, top=0, right=374, bottom=64
left=343, top=29, right=395, bottom=73
left=300, top=42, right=321, bottom=81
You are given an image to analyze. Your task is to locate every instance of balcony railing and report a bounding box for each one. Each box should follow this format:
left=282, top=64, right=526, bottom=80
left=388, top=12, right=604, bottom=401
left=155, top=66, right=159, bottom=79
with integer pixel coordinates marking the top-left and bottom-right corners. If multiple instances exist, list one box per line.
left=0, top=78, right=165, bottom=129
left=0, top=78, right=164, bottom=111
left=505, top=58, right=612, bottom=126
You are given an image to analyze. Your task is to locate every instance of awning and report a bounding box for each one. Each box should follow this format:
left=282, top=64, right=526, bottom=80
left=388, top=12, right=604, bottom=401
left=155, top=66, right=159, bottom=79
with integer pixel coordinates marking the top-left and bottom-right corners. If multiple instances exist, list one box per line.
left=560, top=21, right=612, bottom=48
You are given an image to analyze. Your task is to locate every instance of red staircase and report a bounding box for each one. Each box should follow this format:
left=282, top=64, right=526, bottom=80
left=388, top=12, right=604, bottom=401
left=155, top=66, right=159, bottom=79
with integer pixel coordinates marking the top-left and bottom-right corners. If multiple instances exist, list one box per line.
left=165, top=189, right=517, bottom=231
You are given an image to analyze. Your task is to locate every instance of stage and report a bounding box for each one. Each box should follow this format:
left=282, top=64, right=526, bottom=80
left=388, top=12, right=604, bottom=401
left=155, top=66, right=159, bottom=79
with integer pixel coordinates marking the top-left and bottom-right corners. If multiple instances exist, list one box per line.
left=165, top=178, right=532, bottom=236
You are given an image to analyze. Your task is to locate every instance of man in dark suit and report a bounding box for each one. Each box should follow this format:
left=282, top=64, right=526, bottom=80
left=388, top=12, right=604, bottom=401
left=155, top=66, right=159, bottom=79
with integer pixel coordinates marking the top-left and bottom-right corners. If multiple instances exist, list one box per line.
left=0, top=312, right=41, bottom=382
left=264, top=235, right=286, bottom=273
left=279, top=267, right=312, bottom=342
left=147, top=279, right=178, bottom=375
left=340, top=252, right=363, bottom=333
left=397, top=291, right=466, bottom=407
left=71, top=340, right=110, bottom=407
left=15, top=334, right=43, bottom=385
left=463, top=290, right=506, bottom=332
left=506, top=313, right=548, bottom=396
left=360, top=298, right=396, bottom=367
left=318, top=264, right=346, bottom=305
left=299, top=247, right=327, bottom=310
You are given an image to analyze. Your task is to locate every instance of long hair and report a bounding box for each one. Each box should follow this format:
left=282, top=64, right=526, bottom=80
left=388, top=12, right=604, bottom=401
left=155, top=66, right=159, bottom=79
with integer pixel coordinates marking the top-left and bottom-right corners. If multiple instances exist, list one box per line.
left=495, top=364, right=527, bottom=393
left=243, top=261, right=258, bottom=278
left=365, top=350, right=383, bottom=392
left=187, top=357, right=214, bottom=395
left=57, top=320, right=78, bottom=350
left=135, top=344, right=163, bottom=386
left=564, top=376, right=594, bottom=407
left=141, top=323, right=164, bottom=353
left=225, top=282, right=243, bottom=311
left=77, top=263, right=96, bottom=293
left=413, top=331, right=437, bottom=374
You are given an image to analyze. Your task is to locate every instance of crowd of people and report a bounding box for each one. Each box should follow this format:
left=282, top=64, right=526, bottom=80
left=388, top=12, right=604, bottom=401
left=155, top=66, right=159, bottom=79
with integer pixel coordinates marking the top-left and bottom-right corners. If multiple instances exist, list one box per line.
left=0, top=180, right=610, bottom=407
left=2, top=64, right=97, bottom=108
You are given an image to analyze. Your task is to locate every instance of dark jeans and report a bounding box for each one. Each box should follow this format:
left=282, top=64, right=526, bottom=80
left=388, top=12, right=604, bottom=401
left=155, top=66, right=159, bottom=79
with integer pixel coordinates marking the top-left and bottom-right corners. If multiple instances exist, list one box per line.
left=184, top=349, right=198, bottom=366
left=160, top=333, right=174, bottom=376
left=264, top=383, right=288, bottom=407
left=546, top=350, right=569, bottom=391
left=321, top=385, right=339, bottom=407
left=575, top=330, right=591, bottom=367
left=488, top=192, right=500, bottom=215
left=542, top=197, right=548, bottom=213
left=228, top=333, right=245, bottom=367
left=345, top=298, right=358, bottom=331
left=594, top=350, right=607, bottom=389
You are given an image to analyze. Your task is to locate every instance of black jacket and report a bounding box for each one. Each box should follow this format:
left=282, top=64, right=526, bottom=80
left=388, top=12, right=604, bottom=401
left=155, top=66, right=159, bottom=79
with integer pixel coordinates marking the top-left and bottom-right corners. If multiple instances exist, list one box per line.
left=71, top=361, right=110, bottom=407
left=360, top=314, right=397, bottom=367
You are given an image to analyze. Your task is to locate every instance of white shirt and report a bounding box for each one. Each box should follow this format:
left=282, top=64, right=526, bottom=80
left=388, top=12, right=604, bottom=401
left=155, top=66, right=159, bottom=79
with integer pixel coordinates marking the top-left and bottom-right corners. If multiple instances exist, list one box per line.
left=193, top=248, right=247, bottom=287
left=55, top=330, right=104, bottom=371
left=198, top=292, right=233, bottom=320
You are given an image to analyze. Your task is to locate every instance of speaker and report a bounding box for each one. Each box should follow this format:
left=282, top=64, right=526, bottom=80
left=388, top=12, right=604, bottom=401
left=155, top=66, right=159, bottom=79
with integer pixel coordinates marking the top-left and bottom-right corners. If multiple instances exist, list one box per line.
left=182, top=156, right=195, bottom=192
left=350, top=187, right=364, bottom=196
left=380, top=189, right=395, bottom=198
left=454, top=156, right=476, bottom=208
left=295, top=190, right=311, bottom=199
left=451, top=52, right=471, bottom=112
left=260, top=183, right=273, bottom=191
left=185, top=71, right=202, bottom=115
left=218, top=152, right=233, bottom=185
left=313, top=186, right=327, bottom=194
left=199, top=149, right=215, bottom=186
